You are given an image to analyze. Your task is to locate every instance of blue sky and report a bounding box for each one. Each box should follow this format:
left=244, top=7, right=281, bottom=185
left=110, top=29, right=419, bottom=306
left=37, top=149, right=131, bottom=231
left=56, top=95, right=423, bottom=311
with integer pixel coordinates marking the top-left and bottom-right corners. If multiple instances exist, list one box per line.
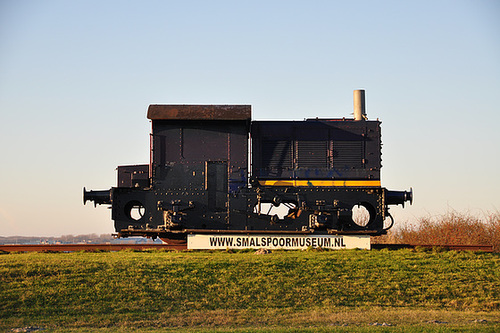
left=1, top=0, right=499, bottom=236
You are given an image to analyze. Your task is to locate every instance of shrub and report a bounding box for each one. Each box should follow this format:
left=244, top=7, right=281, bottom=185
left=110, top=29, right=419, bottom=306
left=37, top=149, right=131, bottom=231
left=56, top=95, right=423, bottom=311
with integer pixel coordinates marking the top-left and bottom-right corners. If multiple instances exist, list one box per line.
left=375, top=211, right=500, bottom=252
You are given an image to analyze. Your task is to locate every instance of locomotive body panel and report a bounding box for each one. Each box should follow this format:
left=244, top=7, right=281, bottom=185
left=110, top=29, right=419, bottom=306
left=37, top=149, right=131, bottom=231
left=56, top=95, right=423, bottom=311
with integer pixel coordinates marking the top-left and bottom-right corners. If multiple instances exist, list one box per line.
left=251, top=120, right=381, bottom=181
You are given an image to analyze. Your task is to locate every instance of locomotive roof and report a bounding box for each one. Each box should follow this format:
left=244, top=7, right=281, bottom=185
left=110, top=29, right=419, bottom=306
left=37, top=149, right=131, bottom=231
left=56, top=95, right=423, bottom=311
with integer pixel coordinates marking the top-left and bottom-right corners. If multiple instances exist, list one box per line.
left=147, top=105, right=251, bottom=120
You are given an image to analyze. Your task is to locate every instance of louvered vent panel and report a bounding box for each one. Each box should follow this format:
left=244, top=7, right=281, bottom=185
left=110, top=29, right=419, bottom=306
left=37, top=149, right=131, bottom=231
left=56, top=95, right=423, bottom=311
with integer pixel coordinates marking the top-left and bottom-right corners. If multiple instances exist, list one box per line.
left=333, top=141, right=364, bottom=168
left=297, top=141, right=328, bottom=168
left=261, top=140, right=293, bottom=169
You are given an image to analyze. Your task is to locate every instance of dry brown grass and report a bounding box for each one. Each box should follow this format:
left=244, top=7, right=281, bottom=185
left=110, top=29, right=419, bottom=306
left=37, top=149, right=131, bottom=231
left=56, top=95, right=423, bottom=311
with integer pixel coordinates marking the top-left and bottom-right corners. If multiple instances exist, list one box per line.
left=374, top=211, right=500, bottom=252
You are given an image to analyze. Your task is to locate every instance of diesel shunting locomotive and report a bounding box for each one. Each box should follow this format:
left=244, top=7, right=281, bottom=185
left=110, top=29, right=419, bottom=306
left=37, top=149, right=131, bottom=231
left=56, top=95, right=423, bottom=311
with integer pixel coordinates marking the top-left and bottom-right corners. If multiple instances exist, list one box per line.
left=84, top=90, right=412, bottom=243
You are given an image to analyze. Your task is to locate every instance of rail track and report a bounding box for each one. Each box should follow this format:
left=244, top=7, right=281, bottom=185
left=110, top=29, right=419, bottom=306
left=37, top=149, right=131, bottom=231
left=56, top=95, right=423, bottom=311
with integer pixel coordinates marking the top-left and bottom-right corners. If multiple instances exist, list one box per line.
left=370, top=244, right=494, bottom=252
left=0, top=243, right=493, bottom=252
left=0, top=243, right=187, bottom=252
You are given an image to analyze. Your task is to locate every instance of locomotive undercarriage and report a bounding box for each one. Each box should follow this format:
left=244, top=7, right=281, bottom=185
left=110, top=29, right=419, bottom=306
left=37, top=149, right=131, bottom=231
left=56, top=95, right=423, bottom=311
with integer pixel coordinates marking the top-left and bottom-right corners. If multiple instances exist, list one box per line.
left=89, top=185, right=407, bottom=241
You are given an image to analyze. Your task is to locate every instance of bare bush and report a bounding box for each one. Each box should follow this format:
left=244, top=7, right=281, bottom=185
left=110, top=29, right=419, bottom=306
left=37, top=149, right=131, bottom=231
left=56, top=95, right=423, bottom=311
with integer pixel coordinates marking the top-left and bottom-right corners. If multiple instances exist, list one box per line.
left=375, top=211, right=500, bottom=252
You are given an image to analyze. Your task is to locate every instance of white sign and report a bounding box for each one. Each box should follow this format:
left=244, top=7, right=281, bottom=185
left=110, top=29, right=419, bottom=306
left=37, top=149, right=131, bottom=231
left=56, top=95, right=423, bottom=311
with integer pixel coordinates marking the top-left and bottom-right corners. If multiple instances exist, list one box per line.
left=187, top=234, right=370, bottom=250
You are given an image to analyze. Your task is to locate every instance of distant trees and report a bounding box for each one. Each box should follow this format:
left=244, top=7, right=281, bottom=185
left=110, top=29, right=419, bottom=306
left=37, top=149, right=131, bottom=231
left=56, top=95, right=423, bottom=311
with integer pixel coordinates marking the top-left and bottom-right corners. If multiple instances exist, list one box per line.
left=0, top=234, right=114, bottom=245
left=59, top=234, right=114, bottom=243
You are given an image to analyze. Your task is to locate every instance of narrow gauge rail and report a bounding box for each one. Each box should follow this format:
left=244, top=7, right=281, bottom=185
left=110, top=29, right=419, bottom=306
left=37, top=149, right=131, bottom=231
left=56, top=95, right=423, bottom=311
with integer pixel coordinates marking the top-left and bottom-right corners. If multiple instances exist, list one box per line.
left=0, top=243, right=493, bottom=252
left=371, top=244, right=494, bottom=252
left=0, top=243, right=186, bottom=252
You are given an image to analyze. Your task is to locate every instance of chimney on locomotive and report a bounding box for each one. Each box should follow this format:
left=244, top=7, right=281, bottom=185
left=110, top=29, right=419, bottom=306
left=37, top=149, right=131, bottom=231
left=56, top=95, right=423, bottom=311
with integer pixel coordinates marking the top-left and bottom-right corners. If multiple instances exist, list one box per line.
left=353, top=89, right=366, bottom=121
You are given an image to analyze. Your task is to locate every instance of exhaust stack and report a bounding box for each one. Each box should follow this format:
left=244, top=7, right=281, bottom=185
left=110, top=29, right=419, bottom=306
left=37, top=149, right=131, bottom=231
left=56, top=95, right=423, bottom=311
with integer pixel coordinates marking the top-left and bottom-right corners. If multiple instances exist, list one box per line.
left=353, top=89, right=366, bottom=121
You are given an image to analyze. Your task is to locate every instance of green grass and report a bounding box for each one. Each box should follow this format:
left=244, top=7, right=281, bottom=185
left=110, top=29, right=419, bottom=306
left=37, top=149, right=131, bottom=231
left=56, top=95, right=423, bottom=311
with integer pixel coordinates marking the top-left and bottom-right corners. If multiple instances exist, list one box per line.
left=1, top=249, right=499, bottom=332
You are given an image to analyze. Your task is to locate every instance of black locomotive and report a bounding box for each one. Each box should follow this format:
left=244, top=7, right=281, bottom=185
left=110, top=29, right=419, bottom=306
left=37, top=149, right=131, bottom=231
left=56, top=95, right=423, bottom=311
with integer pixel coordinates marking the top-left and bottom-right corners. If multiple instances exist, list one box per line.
left=84, top=91, right=412, bottom=242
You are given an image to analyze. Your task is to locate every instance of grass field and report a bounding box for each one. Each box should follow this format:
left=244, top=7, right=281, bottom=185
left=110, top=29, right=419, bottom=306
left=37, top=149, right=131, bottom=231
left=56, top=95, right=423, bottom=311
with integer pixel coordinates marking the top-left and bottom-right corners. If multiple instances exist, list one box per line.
left=1, top=249, right=499, bottom=332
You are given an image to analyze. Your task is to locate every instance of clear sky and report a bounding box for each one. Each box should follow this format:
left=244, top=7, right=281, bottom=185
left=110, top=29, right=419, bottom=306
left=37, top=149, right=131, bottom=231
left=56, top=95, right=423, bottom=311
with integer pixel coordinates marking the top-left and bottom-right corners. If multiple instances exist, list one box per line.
left=1, top=0, right=499, bottom=237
